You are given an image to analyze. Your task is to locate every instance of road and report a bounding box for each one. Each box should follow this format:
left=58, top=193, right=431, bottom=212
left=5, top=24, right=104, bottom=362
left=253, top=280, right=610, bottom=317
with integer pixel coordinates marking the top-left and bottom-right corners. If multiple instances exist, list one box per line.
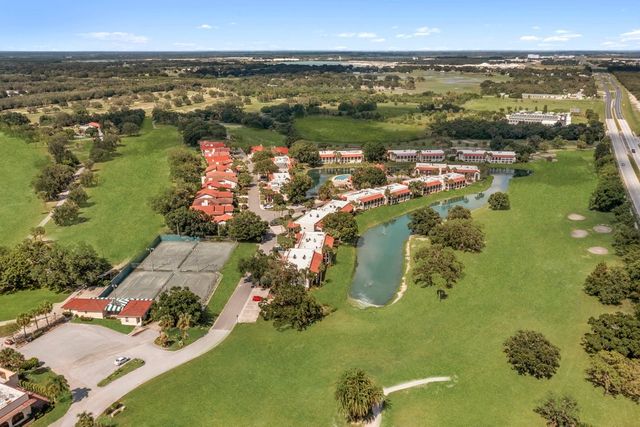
left=599, top=74, right=640, bottom=216
left=34, top=274, right=253, bottom=427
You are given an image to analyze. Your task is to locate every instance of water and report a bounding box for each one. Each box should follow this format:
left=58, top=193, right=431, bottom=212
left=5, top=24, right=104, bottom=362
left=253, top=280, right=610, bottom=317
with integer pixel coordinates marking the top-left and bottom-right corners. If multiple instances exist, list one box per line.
left=307, top=168, right=355, bottom=197
left=348, top=169, right=528, bottom=307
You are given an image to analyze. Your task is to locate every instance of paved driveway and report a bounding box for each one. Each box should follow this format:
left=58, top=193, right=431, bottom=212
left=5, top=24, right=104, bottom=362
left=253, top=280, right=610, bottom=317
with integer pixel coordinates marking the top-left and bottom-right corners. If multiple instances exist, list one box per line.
left=21, top=324, right=157, bottom=392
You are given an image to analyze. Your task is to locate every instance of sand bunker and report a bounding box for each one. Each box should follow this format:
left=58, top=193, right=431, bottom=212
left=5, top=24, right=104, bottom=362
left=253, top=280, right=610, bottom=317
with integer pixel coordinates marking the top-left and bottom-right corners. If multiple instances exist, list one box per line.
left=593, top=225, right=613, bottom=234
left=588, top=247, right=609, bottom=255
left=571, top=229, right=588, bottom=238
left=568, top=213, right=586, bottom=221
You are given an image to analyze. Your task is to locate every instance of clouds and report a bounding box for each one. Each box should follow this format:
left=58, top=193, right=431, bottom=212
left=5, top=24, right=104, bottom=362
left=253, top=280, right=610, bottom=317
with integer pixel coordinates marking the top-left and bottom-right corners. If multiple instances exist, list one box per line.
left=338, top=32, right=378, bottom=39
left=396, top=26, right=441, bottom=39
left=599, top=28, right=640, bottom=48
left=620, top=29, right=640, bottom=41
left=519, top=29, right=581, bottom=44
left=197, top=24, right=216, bottom=30
left=80, top=32, right=149, bottom=44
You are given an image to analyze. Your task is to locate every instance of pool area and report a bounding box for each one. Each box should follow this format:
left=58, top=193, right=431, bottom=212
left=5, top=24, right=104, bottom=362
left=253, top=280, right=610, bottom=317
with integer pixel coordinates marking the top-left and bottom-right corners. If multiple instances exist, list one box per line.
left=307, top=168, right=355, bottom=197
left=331, top=174, right=351, bottom=185
left=349, top=169, right=529, bottom=307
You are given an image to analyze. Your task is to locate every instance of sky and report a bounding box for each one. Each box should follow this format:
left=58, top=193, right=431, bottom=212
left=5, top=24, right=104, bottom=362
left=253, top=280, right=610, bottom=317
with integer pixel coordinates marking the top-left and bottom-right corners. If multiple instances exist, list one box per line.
left=1, top=0, right=639, bottom=51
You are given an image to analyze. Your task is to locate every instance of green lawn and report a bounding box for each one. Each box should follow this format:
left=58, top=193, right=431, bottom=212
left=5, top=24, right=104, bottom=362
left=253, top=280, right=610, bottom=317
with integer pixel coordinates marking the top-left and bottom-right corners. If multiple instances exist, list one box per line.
left=71, top=317, right=135, bottom=334
left=387, top=70, right=510, bottom=94
left=0, top=288, right=68, bottom=321
left=294, top=115, right=424, bottom=145
left=25, top=368, right=73, bottom=427
left=206, top=243, right=258, bottom=317
left=0, top=132, right=49, bottom=246
left=226, top=125, right=286, bottom=152
left=115, top=150, right=640, bottom=426
left=98, top=359, right=145, bottom=387
left=45, top=120, right=182, bottom=263
left=464, top=96, right=605, bottom=123
left=166, top=327, right=208, bottom=350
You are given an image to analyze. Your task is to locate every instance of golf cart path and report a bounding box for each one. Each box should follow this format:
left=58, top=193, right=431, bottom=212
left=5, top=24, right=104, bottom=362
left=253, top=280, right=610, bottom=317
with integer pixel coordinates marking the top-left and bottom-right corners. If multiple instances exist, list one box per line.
left=367, top=376, right=452, bottom=427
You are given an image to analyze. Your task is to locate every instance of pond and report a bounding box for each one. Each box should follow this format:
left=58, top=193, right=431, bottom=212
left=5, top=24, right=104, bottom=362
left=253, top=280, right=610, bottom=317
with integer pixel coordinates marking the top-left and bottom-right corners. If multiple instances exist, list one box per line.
left=348, top=169, right=529, bottom=307
left=307, top=168, right=355, bottom=197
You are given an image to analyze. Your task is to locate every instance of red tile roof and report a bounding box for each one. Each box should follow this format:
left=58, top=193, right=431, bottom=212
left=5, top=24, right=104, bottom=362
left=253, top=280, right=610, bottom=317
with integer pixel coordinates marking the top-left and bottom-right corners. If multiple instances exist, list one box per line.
left=310, top=251, right=324, bottom=274
left=199, top=140, right=226, bottom=150
left=340, top=204, right=354, bottom=213
left=251, top=145, right=265, bottom=153
left=62, top=298, right=109, bottom=313
left=196, top=189, right=234, bottom=199
left=325, top=235, right=335, bottom=248
left=391, top=188, right=411, bottom=196
left=360, top=193, right=385, bottom=203
left=273, top=146, right=289, bottom=155
left=213, top=214, right=233, bottom=223
left=87, top=122, right=101, bottom=128
left=118, top=300, right=153, bottom=318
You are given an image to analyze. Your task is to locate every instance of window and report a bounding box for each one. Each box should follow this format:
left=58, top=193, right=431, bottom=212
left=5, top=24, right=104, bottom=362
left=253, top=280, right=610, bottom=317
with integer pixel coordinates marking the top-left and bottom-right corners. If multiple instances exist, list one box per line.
left=11, top=411, right=25, bottom=425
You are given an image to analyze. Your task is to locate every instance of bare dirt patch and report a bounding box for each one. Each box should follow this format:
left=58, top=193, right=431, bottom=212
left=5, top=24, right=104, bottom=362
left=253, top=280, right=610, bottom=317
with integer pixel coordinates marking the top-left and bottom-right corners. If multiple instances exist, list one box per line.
left=571, top=229, right=588, bottom=238
left=593, top=225, right=613, bottom=234
left=588, top=246, right=609, bottom=255
left=567, top=213, right=586, bottom=221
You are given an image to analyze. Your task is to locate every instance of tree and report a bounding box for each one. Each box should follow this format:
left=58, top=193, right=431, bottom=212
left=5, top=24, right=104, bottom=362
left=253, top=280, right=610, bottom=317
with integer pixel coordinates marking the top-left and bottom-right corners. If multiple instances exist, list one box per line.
left=164, top=207, right=218, bottom=238
left=447, top=205, right=472, bottom=220
left=151, top=185, right=194, bottom=216
left=584, top=262, right=633, bottom=305
left=32, top=163, right=75, bottom=200
left=335, top=368, right=384, bottom=423
left=47, top=374, right=70, bottom=402
left=47, top=135, right=78, bottom=166
left=16, top=313, right=31, bottom=340
left=321, top=211, right=358, bottom=244
left=590, top=176, right=626, bottom=212
left=260, top=283, right=324, bottom=330
left=253, top=158, right=278, bottom=176
left=408, top=207, right=442, bottom=236
left=121, top=122, right=140, bottom=136
left=533, top=393, right=583, bottom=427
left=52, top=201, right=80, bottom=226
left=283, top=173, right=314, bottom=204
left=363, top=141, right=387, bottom=163
left=67, top=184, right=88, bottom=205
left=317, top=180, right=335, bottom=201
left=351, top=166, right=387, bottom=190
left=413, top=244, right=463, bottom=288
left=75, top=412, right=96, bottom=427
left=289, top=141, right=320, bottom=166
left=226, top=211, right=268, bottom=241
left=38, top=300, right=53, bottom=327
left=430, top=219, right=485, bottom=252
left=151, top=287, right=203, bottom=326
left=177, top=313, right=192, bottom=347
left=488, top=192, right=510, bottom=210
left=583, top=312, right=640, bottom=358
left=0, top=348, right=25, bottom=371
left=78, top=169, right=95, bottom=187
left=182, top=119, right=226, bottom=146
left=168, top=148, right=203, bottom=185
left=238, top=250, right=274, bottom=285
left=504, top=330, right=561, bottom=379
left=586, top=351, right=640, bottom=402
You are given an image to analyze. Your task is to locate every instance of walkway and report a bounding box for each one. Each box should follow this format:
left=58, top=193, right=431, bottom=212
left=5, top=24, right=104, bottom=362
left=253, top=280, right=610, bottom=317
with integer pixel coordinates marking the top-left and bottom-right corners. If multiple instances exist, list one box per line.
left=44, top=275, right=253, bottom=427
left=366, top=376, right=452, bottom=427
left=35, top=165, right=85, bottom=229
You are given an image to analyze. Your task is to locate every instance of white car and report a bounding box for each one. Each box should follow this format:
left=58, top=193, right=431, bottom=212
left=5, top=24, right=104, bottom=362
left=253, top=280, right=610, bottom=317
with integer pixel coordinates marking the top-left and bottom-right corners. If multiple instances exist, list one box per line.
left=114, top=356, right=129, bottom=366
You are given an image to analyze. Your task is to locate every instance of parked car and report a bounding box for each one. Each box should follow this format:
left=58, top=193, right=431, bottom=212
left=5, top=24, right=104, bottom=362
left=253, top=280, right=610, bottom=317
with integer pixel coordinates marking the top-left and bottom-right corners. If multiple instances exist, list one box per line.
left=114, top=356, right=129, bottom=366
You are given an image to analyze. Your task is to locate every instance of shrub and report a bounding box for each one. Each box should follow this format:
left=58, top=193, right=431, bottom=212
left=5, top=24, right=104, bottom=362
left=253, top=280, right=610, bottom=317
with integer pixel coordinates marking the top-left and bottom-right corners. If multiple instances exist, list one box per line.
left=335, top=368, right=384, bottom=423
left=533, top=393, right=582, bottom=427
left=430, top=219, right=485, bottom=252
left=488, top=192, right=510, bottom=210
left=408, top=207, right=441, bottom=236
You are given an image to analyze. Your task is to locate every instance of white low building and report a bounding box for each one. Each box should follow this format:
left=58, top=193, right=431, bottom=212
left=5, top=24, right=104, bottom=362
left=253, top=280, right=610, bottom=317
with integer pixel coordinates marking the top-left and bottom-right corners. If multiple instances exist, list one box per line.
left=506, top=111, right=571, bottom=126
left=319, top=150, right=364, bottom=164
left=292, top=200, right=351, bottom=232
left=387, top=149, right=446, bottom=163
left=339, top=183, right=411, bottom=210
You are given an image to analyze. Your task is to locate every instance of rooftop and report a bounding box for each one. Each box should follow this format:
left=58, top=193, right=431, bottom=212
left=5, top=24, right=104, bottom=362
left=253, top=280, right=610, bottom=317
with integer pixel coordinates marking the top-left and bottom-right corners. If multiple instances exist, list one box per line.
left=118, top=299, right=154, bottom=318
left=62, top=298, right=110, bottom=313
left=296, top=231, right=328, bottom=252
left=0, top=383, right=26, bottom=412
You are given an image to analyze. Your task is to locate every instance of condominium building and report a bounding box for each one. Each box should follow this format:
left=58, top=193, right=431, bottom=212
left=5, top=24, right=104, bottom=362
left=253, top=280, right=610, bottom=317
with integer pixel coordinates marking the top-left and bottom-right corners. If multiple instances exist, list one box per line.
left=339, top=183, right=411, bottom=211
left=455, top=150, right=516, bottom=164
left=387, top=149, right=446, bottom=163
left=506, top=111, right=571, bottom=126
left=292, top=200, right=352, bottom=232
left=318, top=150, right=364, bottom=164
left=414, top=163, right=481, bottom=182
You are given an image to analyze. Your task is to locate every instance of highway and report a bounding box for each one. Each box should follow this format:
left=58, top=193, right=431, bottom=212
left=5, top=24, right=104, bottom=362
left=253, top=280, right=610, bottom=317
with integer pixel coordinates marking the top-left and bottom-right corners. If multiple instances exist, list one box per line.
left=599, top=74, right=640, bottom=216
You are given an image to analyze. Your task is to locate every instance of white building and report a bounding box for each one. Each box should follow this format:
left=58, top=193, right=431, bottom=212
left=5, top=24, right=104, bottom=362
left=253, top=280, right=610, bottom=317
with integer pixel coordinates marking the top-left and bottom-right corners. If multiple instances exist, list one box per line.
left=292, top=200, right=351, bottom=232
left=319, top=150, right=364, bottom=164
left=387, top=149, right=446, bottom=163
left=267, top=172, right=291, bottom=193
left=455, top=150, right=517, bottom=164
left=273, top=155, right=292, bottom=171
left=339, top=183, right=411, bottom=210
left=283, top=231, right=335, bottom=287
left=414, top=163, right=481, bottom=182
left=506, top=111, right=571, bottom=126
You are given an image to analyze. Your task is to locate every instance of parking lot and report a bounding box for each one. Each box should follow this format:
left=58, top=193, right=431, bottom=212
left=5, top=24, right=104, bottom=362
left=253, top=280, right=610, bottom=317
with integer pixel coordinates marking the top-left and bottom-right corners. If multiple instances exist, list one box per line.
left=20, top=323, right=157, bottom=392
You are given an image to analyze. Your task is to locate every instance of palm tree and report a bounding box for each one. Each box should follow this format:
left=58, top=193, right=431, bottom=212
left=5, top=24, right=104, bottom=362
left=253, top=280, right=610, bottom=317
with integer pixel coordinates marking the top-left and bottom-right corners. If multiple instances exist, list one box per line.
left=335, top=368, right=384, bottom=423
left=47, top=374, right=70, bottom=402
left=16, top=313, right=31, bottom=341
left=158, top=315, right=174, bottom=331
left=30, top=309, right=40, bottom=330
left=75, top=412, right=96, bottom=427
left=39, top=301, right=53, bottom=328
left=177, top=313, right=192, bottom=346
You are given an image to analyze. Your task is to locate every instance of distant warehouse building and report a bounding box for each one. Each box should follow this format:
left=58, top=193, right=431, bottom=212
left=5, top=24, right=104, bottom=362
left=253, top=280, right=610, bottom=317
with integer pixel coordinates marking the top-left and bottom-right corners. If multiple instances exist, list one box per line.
left=506, top=111, right=571, bottom=126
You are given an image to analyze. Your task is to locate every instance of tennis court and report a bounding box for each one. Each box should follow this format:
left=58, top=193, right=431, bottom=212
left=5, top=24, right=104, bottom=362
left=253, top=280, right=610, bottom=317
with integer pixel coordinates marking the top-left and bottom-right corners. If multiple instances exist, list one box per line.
left=110, top=240, right=236, bottom=303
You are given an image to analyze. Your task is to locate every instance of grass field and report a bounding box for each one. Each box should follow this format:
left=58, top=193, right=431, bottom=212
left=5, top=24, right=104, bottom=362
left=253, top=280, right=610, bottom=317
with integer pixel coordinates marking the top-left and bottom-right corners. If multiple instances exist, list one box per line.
left=388, top=70, right=510, bottom=94
left=114, top=150, right=640, bottom=426
left=206, top=243, right=258, bottom=317
left=0, top=132, right=49, bottom=246
left=45, top=120, right=181, bottom=263
left=294, top=115, right=424, bottom=145
left=98, top=359, right=145, bottom=387
left=27, top=367, right=73, bottom=427
left=464, top=96, right=605, bottom=123
left=0, top=288, right=68, bottom=321
left=71, top=317, right=135, bottom=334
left=226, top=125, right=286, bottom=152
